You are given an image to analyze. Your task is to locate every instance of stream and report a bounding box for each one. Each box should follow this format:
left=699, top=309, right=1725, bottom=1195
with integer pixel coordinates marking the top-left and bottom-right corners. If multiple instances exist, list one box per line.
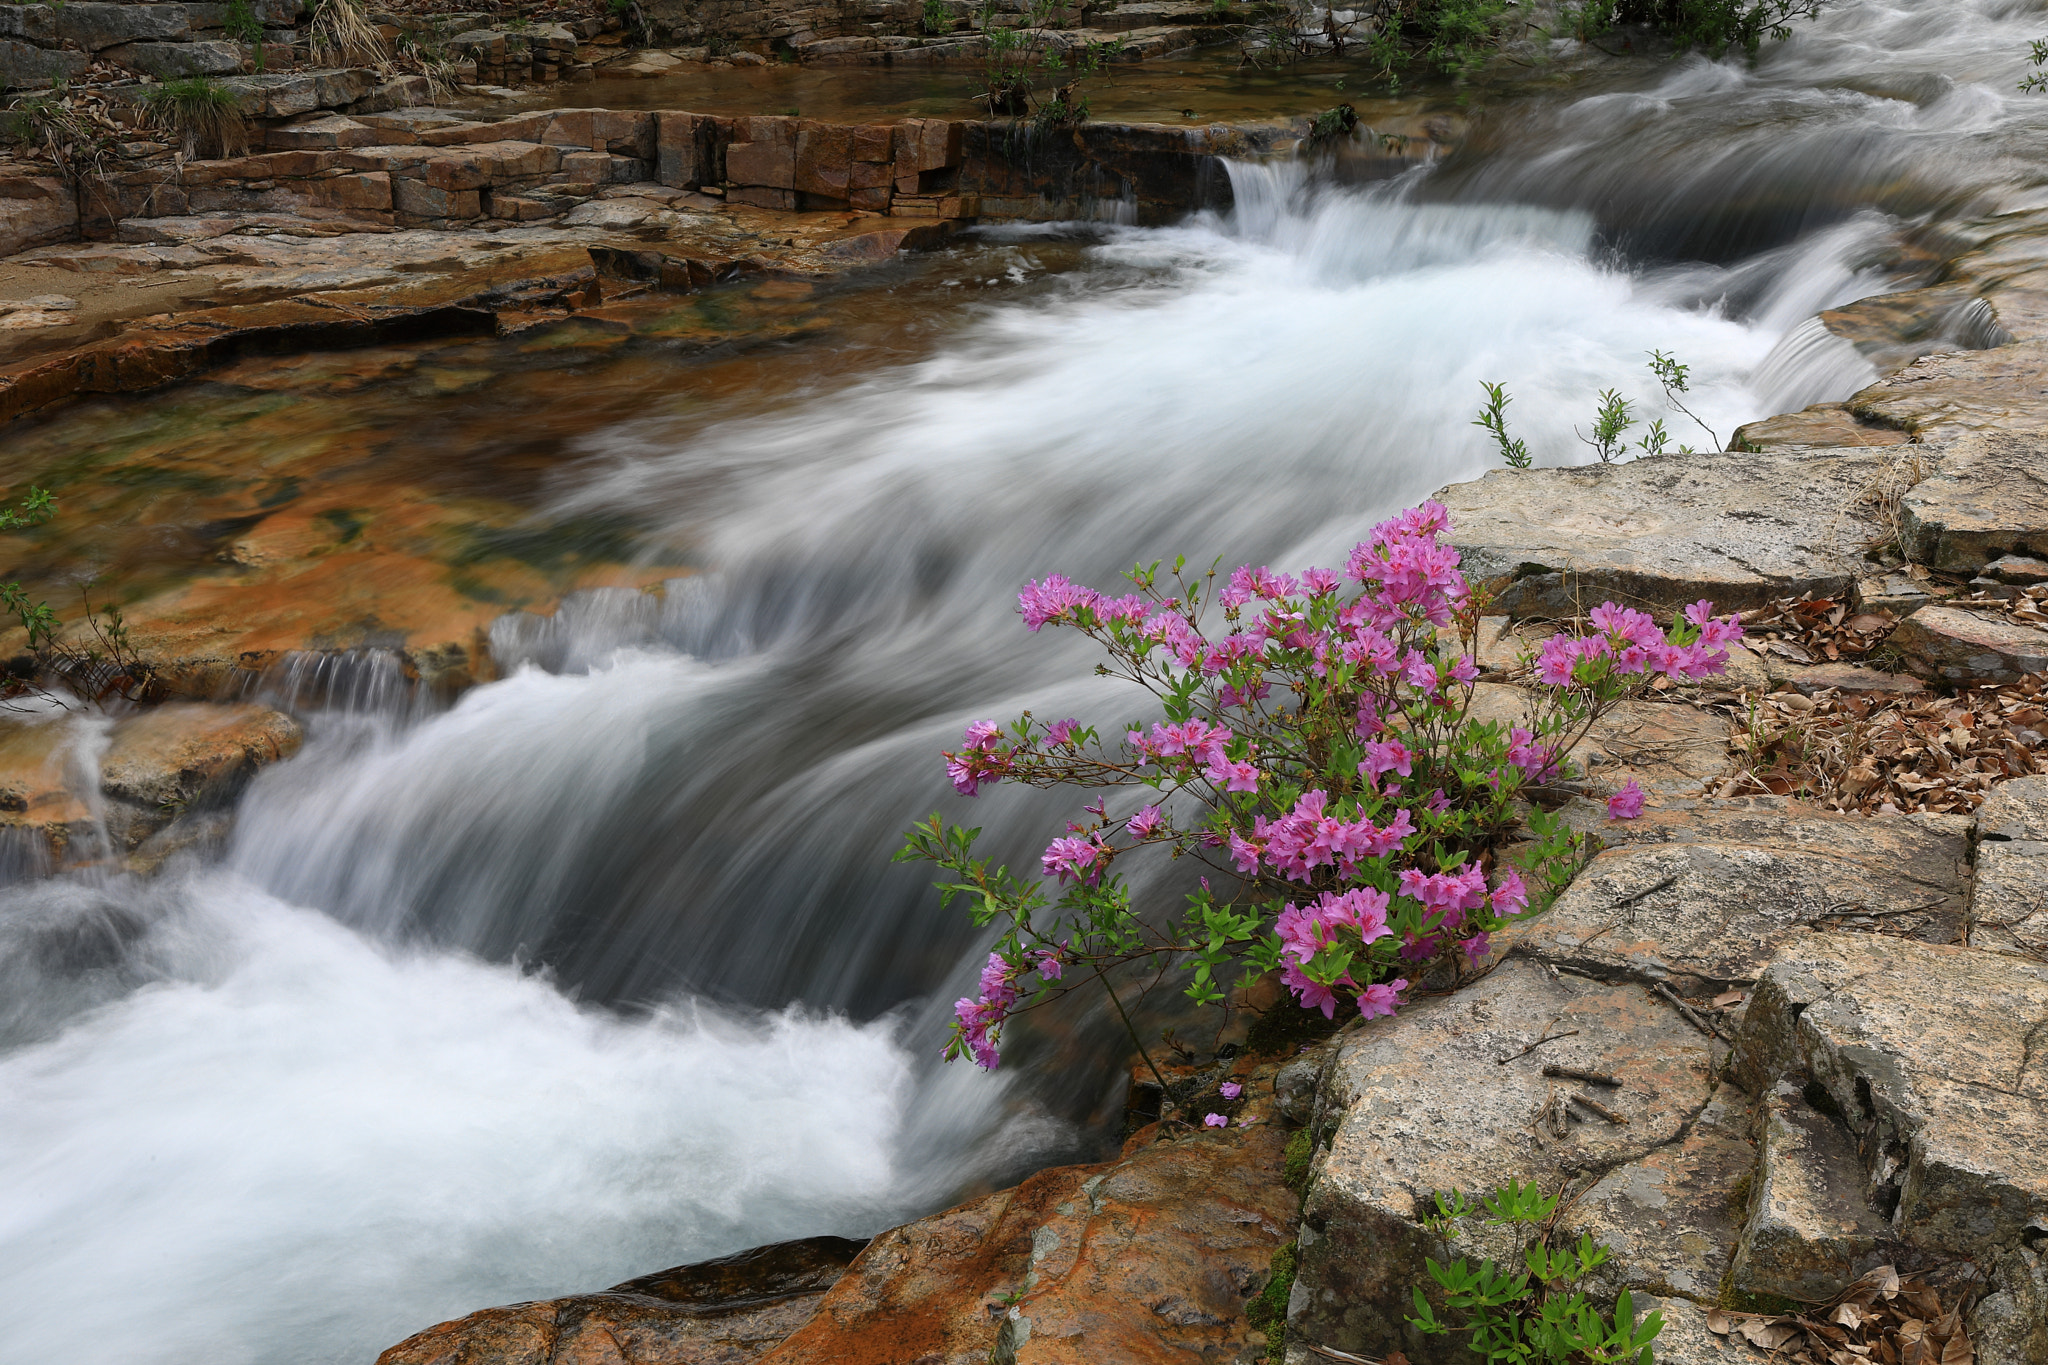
left=4, top=2, right=2047, bottom=1361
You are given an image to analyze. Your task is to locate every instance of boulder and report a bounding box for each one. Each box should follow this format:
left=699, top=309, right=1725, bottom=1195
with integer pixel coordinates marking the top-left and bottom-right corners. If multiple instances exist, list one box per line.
left=98, top=702, right=303, bottom=809
left=1286, top=958, right=1720, bottom=1363
left=1731, top=401, right=1911, bottom=452
left=1886, top=604, right=2048, bottom=684
left=1495, top=806, right=1969, bottom=988
left=1437, top=449, right=1896, bottom=618
left=104, top=38, right=244, bottom=76
left=1846, top=340, right=2048, bottom=442
left=1727, top=1082, right=1891, bottom=1302
left=1731, top=933, right=2048, bottom=1261
left=726, top=116, right=797, bottom=191
left=1899, top=431, right=2048, bottom=573
left=377, top=1235, right=868, bottom=1365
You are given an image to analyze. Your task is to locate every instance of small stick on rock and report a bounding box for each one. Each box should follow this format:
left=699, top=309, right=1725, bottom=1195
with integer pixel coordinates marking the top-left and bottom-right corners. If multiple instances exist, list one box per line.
left=1495, top=1028, right=1580, bottom=1064
left=1543, top=1064, right=1622, bottom=1087
left=1549, top=1089, right=1570, bottom=1139
left=1569, top=1091, right=1628, bottom=1125
left=1653, top=982, right=1720, bottom=1038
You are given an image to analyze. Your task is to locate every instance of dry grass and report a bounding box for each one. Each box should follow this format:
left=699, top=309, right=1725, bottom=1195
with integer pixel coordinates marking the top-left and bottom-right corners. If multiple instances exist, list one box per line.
left=309, top=0, right=390, bottom=68
left=142, top=77, right=249, bottom=160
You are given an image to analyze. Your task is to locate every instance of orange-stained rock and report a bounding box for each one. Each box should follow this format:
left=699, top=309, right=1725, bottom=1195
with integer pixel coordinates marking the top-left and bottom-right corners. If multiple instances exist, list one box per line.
left=378, top=1236, right=869, bottom=1365
left=98, top=702, right=303, bottom=808
left=763, top=1059, right=1299, bottom=1365
left=792, top=122, right=854, bottom=199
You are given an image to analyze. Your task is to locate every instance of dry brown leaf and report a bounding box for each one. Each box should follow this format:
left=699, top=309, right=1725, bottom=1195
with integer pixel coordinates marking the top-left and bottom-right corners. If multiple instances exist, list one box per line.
left=1712, top=990, right=1745, bottom=1007
left=1941, top=1326, right=1973, bottom=1365
left=1742, top=1319, right=1803, bottom=1349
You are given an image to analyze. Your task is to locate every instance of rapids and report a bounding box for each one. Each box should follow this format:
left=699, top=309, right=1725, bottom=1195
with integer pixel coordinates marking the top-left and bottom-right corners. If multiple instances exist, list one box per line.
left=5, top=2, right=2046, bottom=1360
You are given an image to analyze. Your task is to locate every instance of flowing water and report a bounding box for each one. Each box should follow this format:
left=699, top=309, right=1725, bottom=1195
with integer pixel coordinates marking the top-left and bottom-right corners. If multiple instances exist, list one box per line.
left=6, top=2, right=2048, bottom=1360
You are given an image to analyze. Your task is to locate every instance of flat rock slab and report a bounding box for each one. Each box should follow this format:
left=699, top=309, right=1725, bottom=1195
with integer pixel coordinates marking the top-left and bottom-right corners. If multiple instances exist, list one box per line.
left=1887, top=604, right=2048, bottom=684
left=1732, top=401, right=1911, bottom=452
left=1439, top=449, right=1895, bottom=618
left=376, top=1235, right=867, bottom=1365
left=1497, top=807, right=1969, bottom=988
left=1900, top=432, right=2048, bottom=573
left=1289, top=958, right=1719, bottom=1363
left=1732, top=934, right=2048, bottom=1261
left=1847, top=340, right=2048, bottom=442
left=1463, top=684, right=1734, bottom=801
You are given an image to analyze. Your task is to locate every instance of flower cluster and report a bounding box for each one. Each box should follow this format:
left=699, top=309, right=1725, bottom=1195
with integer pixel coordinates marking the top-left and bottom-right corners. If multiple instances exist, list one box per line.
left=915, top=502, right=1742, bottom=1070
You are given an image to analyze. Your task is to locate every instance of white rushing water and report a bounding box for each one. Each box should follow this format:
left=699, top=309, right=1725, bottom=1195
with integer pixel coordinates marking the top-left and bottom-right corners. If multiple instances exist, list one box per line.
left=6, top=2, right=2048, bottom=1359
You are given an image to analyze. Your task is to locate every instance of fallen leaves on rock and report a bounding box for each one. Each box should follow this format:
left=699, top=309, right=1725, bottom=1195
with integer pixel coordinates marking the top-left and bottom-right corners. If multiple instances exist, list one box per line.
left=1707, top=1264, right=1973, bottom=1365
left=1724, top=675, right=2048, bottom=814
left=1742, top=594, right=1899, bottom=663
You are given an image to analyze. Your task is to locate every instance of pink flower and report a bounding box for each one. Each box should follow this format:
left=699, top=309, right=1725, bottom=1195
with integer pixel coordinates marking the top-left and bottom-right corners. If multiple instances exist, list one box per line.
left=1018, top=575, right=1102, bottom=631
left=1448, top=655, right=1479, bottom=685
left=1127, top=805, right=1163, bottom=839
left=1607, top=780, right=1647, bottom=820
left=1204, top=1113, right=1229, bottom=1128
left=1359, top=739, right=1413, bottom=784
left=1281, top=960, right=1344, bottom=1018
left=1042, top=836, right=1105, bottom=883
left=1535, top=638, right=1577, bottom=687
left=1490, top=869, right=1529, bottom=916
left=1459, top=932, right=1491, bottom=963
left=963, top=720, right=1002, bottom=751
left=1046, top=717, right=1081, bottom=746
left=1228, top=829, right=1264, bottom=874
left=1357, top=978, right=1407, bottom=1019
left=1219, top=1081, right=1243, bottom=1099
left=1034, top=947, right=1064, bottom=981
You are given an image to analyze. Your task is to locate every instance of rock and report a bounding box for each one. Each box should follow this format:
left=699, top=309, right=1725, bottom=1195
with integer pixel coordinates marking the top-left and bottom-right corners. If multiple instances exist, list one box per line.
left=217, top=69, right=377, bottom=118
left=1727, top=1082, right=1891, bottom=1302
left=727, top=116, right=797, bottom=191
left=0, top=174, right=77, bottom=258
left=1731, top=402, right=1911, bottom=451
left=262, top=113, right=383, bottom=150
left=1900, top=431, right=2048, bottom=573
left=1847, top=340, right=2048, bottom=442
left=98, top=702, right=302, bottom=809
left=1557, top=1087, right=1756, bottom=1305
left=377, top=1235, right=868, bottom=1365
left=1462, top=684, right=1734, bottom=801
left=764, top=1058, right=1299, bottom=1365
left=52, top=2, right=191, bottom=49
left=1970, top=1244, right=2048, bottom=1365
left=1496, top=806, right=1968, bottom=987
left=0, top=36, right=88, bottom=87
left=1987, top=554, right=2048, bottom=584
left=1731, top=933, right=2048, bottom=1262
left=1286, top=958, right=1720, bottom=1363
left=1438, top=449, right=1895, bottom=619
left=104, top=38, right=244, bottom=76
left=1968, top=780, right=2048, bottom=955
left=1886, top=604, right=2048, bottom=684
left=1766, top=661, right=1924, bottom=697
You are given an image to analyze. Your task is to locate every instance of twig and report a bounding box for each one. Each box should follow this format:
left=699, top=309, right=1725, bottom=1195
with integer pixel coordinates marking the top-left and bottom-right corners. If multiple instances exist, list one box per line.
left=1306, top=1346, right=1381, bottom=1364
left=1568, top=1091, right=1628, bottom=1125
left=1543, top=1064, right=1621, bottom=1087
left=1548, top=1087, right=1570, bottom=1138
left=1495, top=1027, right=1580, bottom=1064
left=1652, top=982, right=1719, bottom=1038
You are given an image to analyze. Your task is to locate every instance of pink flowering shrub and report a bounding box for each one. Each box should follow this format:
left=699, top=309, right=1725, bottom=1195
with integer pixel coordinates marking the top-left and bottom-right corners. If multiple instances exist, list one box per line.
left=898, top=502, right=1743, bottom=1070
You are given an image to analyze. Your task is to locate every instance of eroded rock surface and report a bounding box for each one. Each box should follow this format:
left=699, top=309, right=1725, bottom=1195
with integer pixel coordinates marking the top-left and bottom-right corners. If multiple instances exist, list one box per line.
left=377, top=1236, right=868, bottom=1365
left=1887, top=604, right=2048, bottom=685
left=1900, top=431, right=2048, bottom=572
left=1440, top=449, right=1893, bottom=618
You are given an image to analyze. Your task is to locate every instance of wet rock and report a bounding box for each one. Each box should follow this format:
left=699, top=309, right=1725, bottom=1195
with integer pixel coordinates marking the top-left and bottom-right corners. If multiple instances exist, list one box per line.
left=1731, top=933, right=2048, bottom=1261
left=1899, top=431, right=2048, bottom=573
left=1847, top=340, right=2048, bottom=442
left=98, top=702, right=302, bottom=809
left=1887, top=604, right=2048, bottom=684
left=1438, top=449, right=1893, bottom=618
left=1728, top=1082, right=1891, bottom=1302
left=1970, top=1244, right=2048, bottom=1365
left=764, top=1061, right=1299, bottom=1365
left=1731, top=402, right=1911, bottom=452
left=1287, top=959, right=1719, bottom=1363
left=377, top=1235, right=867, bottom=1365
left=1496, top=806, right=1969, bottom=986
